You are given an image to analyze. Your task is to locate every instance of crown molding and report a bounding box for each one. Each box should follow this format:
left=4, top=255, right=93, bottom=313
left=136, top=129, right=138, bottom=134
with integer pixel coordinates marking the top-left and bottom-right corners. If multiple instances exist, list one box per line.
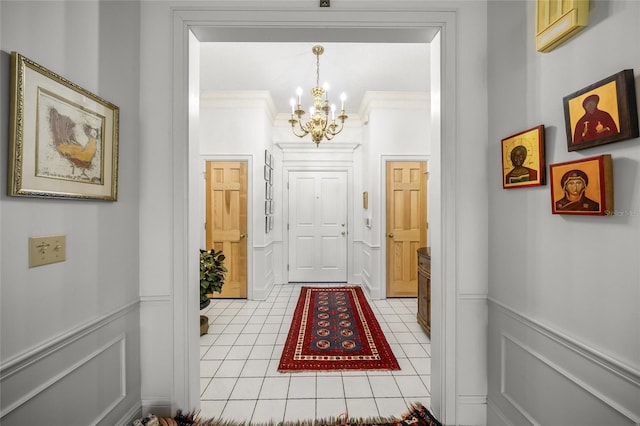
left=358, top=91, right=430, bottom=117
left=200, top=90, right=278, bottom=120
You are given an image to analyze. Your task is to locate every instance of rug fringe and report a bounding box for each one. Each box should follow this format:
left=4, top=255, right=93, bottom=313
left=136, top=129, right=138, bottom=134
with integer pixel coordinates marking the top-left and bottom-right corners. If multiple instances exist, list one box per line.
left=135, top=402, right=441, bottom=426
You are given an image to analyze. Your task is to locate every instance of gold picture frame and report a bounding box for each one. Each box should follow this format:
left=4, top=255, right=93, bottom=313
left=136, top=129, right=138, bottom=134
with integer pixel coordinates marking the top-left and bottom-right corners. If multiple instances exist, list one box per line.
left=8, top=52, right=119, bottom=200
left=501, top=125, right=546, bottom=189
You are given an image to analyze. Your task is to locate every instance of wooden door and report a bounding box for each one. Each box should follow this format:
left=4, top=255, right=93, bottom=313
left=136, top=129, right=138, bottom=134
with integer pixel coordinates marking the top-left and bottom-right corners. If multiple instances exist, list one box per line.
left=288, top=171, right=348, bottom=282
left=206, top=161, right=247, bottom=298
left=386, top=161, right=427, bottom=297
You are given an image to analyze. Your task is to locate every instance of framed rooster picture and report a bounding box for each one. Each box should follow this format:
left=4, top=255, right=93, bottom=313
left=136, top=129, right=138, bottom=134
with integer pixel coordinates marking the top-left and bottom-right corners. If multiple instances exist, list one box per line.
left=8, top=52, right=119, bottom=200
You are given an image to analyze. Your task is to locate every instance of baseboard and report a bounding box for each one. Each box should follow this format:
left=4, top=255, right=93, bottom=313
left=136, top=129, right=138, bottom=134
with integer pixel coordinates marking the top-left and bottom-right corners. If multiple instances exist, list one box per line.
left=456, top=395, right=487, bottom=426
left=486, top=399, right=512, bottom=426
left=117, top=402, right=142, bottom=426
left=141, top=399, right=173, bottom=419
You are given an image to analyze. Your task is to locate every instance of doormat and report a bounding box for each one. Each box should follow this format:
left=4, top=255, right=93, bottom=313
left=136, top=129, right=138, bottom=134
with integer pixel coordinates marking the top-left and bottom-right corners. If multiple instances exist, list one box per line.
left=278, top=286, right=400, bottom=372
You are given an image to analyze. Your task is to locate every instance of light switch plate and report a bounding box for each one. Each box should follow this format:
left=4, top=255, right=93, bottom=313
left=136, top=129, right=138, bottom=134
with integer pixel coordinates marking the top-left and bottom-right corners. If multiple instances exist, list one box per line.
left=29, top=235, right=66, bottom=267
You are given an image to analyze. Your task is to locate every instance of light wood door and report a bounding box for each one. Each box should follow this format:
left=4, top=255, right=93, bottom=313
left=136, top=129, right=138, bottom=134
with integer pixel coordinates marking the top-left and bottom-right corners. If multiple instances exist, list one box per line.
left=288, top=171, right=348, bottom=282
left=206, top=161, right=247, bottom=298
left=386, top=161, right=427, bottom=297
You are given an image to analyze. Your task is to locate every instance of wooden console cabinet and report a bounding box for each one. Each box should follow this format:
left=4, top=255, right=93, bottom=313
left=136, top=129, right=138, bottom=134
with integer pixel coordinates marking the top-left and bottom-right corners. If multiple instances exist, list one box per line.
left=417, top=247, right=431, bottom=337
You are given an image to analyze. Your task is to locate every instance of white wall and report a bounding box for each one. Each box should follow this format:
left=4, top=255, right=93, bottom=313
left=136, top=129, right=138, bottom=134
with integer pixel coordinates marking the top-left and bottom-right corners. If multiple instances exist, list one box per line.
left=487, top=1, right=640, bottom=424
left=199, top=91, right=276, bottom=299
left=0, top=1, right=142, bottom=425
left=359, top=93, right=431, bottom=300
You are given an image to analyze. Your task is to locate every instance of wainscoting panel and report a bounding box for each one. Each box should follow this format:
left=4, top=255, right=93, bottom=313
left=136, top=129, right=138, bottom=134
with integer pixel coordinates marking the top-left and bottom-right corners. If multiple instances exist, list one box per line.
left=253, top=244, right=274, bottom=300
left=140, top=297, right=172, bottom=416
left=360, top=244, right=382, bottom=299
left=488, top=299, right=640, bottom=425
left=0, top=303, right=140, bottom=425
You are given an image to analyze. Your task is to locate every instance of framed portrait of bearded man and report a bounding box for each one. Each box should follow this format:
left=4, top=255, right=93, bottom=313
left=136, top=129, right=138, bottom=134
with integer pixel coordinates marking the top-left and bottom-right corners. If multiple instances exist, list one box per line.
left=563, top=69, right=638, bottom=152
left=550, top=155, right=613, bottom=216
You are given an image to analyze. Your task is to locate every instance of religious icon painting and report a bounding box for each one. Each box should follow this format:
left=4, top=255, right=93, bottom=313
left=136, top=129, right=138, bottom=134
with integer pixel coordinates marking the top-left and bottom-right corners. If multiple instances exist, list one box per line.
left=501, top=125, right=545, bottom=189
left=549, top=154, right=613, bottom=216
left=563, top=69, right=639, bottom=152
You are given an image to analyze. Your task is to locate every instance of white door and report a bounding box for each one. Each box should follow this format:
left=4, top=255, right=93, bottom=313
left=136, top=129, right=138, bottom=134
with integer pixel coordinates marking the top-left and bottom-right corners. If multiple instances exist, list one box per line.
left=288, top=171, right=348, bottom=282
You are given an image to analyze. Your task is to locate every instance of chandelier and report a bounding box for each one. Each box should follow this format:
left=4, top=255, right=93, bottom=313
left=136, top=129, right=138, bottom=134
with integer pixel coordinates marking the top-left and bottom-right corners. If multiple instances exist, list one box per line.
left=288, top=45, right=348, bottom=147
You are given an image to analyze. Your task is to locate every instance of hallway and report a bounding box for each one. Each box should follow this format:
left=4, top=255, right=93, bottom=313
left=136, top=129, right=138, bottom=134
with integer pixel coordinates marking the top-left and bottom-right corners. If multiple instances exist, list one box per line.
left=199, top=284, right=431, bottom=423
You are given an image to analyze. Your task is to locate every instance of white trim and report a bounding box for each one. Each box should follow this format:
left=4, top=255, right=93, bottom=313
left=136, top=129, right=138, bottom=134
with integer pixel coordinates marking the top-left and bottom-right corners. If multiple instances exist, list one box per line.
left=359, top=91, right=430, bottom=118
left=1, top=335, right=126, bottom=421
left=200, top=90, right=278, bottom=121
left=501, top=332, right=640, bottom=424
left=490, top=297, right=640, bottom=384
left=275, top=141, right=360, bottom=152
left=0, top=299, right=138, bottom=378
left=171, top=6, right=460, bottom=423
left=487, top=399, right=515, bottom=426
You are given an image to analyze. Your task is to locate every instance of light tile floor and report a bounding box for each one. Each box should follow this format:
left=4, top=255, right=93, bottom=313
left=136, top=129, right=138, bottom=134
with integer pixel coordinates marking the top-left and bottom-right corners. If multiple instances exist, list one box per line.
left=199, top=284, right=431, bottom=424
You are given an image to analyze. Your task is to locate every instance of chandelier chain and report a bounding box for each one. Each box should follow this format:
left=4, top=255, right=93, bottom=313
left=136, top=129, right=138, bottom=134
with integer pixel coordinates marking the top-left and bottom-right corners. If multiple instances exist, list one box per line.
left=316, top=51, right=320, bottom=88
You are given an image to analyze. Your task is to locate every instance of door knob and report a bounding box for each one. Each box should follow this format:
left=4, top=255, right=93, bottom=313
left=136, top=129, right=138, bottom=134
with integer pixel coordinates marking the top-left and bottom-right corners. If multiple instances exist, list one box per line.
left=387, top=233, right=394, bottom=238
left=240, top=233, right=246, bottom=239
left=341, top=231, right=346, bottom=236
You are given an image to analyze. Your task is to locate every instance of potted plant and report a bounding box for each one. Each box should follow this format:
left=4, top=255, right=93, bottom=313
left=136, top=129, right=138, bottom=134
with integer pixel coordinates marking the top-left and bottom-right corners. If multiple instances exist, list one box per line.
left=200, top=248, right=227, bottom=335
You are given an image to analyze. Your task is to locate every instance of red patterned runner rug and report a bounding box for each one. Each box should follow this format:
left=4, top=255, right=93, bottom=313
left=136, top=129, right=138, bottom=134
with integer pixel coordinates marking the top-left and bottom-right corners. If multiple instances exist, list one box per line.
left=278, top=286, right=400, bottom=372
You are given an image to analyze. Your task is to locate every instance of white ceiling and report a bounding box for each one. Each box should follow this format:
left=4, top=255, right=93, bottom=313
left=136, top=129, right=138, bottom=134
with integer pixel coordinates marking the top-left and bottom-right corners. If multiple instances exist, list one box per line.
left=199, top=42, right=431, bottom=114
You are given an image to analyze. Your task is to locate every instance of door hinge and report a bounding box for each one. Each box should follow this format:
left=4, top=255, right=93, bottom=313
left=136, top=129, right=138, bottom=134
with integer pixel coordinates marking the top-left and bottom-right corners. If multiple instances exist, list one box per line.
left=287, top=223, right=289, bottom=230
left=287, top=181, right=289, bottom=189
left=287, top=264, right=290, bottom=271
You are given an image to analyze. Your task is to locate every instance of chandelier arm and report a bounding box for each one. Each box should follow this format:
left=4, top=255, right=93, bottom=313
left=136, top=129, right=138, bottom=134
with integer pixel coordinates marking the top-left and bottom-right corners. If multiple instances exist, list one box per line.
left=327, top=120, right=344, bottom=136
left=291, top=119, right=310, bottom=138
left=291, top=127, right=309, bottom=138
left=298, top=119, right=313, bottom=134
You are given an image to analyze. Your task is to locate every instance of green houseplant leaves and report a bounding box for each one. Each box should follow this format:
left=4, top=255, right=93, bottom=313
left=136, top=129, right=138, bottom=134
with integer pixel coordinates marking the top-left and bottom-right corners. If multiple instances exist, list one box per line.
left=200, top=248, right=227, bottom=303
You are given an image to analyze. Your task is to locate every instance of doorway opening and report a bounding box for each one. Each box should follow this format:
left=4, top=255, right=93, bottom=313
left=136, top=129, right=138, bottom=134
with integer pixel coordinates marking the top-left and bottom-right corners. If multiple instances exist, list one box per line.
left=173, top=8, right=459, bottom=423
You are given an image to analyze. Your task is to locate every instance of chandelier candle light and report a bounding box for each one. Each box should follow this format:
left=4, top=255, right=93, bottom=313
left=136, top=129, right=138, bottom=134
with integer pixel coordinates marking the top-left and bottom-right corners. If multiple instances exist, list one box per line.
left=289, top=45, right=348, bottom=147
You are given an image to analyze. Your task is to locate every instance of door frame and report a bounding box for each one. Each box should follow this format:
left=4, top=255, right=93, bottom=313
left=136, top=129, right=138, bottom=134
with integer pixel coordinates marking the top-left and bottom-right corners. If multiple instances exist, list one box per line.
left=200, top=155, right=253, bottom=300
left=383, top=158, right=429, bottom=298
left=380, top=155, right=430, bottom=299
left=282, top=166, right=354, bottom=284
left=172, top=8, right=462, bottom=424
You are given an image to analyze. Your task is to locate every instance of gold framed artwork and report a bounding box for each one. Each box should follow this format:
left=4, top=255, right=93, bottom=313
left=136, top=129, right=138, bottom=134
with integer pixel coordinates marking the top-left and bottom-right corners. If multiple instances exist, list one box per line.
left=549, top=154, right=613, bottom=216
left=8, top=52, right=119, bottom=200
left=536, top=0, right=588, bottom=52
left=501, top=125, right=546, bottom=189
left=563, top=69, right=639, bottom=152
